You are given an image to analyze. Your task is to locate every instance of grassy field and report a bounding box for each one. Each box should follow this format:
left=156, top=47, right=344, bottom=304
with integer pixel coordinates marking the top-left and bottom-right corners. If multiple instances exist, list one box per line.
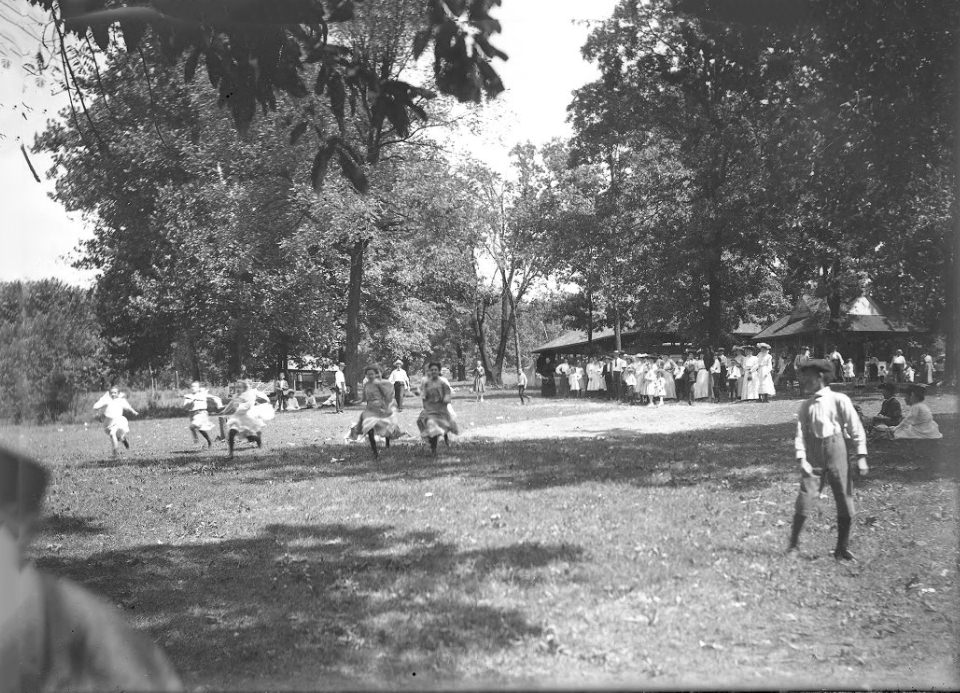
left=5, top=388, right=958, bottom=689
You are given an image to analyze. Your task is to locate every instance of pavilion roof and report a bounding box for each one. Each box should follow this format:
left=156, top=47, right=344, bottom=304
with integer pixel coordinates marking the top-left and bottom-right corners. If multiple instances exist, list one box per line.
left=752, top=295, right=922, bottom=340
left=532, top=327, right=680, bottom=354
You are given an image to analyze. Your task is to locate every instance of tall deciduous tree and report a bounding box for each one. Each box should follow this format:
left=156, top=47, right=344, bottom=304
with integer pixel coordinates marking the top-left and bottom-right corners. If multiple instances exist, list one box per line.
left=571, top=0, right=777, bottom=344
left=466, top=144, right=556, bottom=384
left=18, top=0, right=507, bottom=192
left=0, top=280, right=105, bottom=422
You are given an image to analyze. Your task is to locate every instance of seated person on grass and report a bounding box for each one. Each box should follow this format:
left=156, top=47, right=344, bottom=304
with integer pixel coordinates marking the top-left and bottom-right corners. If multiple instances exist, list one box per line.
left=868, top=382, right=903, bottom=429
left=874, top=384, right=942, bottom=440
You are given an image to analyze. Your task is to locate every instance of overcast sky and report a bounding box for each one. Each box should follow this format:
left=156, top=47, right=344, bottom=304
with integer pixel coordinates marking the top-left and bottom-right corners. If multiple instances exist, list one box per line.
left=0, top=0, right=618, bottom=285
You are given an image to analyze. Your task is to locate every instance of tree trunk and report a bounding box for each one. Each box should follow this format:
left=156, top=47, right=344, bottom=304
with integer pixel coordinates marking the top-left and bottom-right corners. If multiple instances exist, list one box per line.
left=189, top=338, right=201, bottom=381
left=705, top=224, right=724, bottom=345
left=946, top=114, right=960, bottom=385
left=613, top=302, right=622, bottom=352
left=492, top=283, right=512, bottom=385
left=228, top=330, right=242, bottom=380
left=587, top=286, right=593, bottom=345
left=471, top=301, right=495, bottom=384
left=506, top=289, right=522, bottom=373
left=946, top=190, right=959, bottom=385
left=344, top=238, right=367, bottom=403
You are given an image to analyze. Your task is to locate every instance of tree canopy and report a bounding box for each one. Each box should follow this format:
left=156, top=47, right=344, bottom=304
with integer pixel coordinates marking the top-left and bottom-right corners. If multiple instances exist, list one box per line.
left=21, top=0, right=508, bottom=192
left=562, top=0, right=956, bottom=363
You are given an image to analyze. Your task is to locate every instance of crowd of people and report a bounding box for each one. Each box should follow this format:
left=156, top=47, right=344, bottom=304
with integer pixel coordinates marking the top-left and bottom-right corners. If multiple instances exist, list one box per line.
left=88, top=341, right=945, bottom=461
left=542, top=343, right=780, bottom=405
left=539, top=343, right=946, bottom=403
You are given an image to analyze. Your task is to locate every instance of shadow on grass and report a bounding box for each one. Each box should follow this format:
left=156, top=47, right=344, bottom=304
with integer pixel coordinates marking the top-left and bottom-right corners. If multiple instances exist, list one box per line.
left=37, top=523, right=578, bottom=686
left=248, top=414, right=957, bottom=492
left=39, top=512, right=107, bottom=535
left=77, top=413, right=960, bottom=495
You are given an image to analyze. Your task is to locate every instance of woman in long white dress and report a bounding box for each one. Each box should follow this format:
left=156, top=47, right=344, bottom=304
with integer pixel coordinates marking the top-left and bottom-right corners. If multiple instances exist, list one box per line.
left=740, top=346, right=760, bottom=401
left=659, top=355, right=677, bottom=400
left=222, top=380, right=275, bottom=459
left=692, top=350, right=711, bottom=400
left=349, top=366, right=405, bottom=458
left=586, top=357, right=606, bottom=395
left=417, top=362, right=459, bottom=455
left=757, top=343, right=776, bottom=403
left=93, top=387, right=139, bottom=457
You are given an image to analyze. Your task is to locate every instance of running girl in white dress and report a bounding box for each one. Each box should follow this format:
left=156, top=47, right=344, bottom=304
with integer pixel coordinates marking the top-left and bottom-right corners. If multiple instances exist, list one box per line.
left=221, top=380, right=274, bottom=460
left=92, top=387, right=139, bottom=457
left=183, top=381, right=215, bottom=448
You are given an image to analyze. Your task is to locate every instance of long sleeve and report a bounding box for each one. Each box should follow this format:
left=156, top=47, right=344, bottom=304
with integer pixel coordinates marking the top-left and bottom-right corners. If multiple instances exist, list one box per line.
left=93, top=393, right=110, bottom=410
left=794, top=407, right=808, bottom=460
left=839, top=396, right=868, bottom=456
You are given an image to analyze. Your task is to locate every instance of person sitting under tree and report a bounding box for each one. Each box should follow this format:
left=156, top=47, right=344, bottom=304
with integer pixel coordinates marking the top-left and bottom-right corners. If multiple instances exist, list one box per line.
left=870, top=382, right=903, bottom=428
left=874, top=383, right=942, bottom=440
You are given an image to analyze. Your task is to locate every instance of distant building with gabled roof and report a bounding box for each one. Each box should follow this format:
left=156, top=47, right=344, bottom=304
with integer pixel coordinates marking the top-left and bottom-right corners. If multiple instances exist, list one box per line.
left=752, top=294, right=924, bottom=364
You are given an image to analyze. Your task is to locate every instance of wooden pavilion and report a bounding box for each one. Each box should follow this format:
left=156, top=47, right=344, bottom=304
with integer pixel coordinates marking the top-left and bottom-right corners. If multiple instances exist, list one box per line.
left=751, top=295, right=925, bottom=368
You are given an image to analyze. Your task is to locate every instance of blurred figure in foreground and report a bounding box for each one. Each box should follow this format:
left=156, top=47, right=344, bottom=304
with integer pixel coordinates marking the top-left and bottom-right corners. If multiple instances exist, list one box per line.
left=0, top=446, right=182, bottom=692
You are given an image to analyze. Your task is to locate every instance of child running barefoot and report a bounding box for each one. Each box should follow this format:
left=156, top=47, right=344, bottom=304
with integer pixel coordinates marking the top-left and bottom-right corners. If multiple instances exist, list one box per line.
left=221, top=380, right=274, bottom=460
left=348, top=366, right=405, bottom=459
left=417, top=362, right=460, bottom=455
left=183, top=381, right=215, bottom=448
left=93, top=387, right=139, bottom=458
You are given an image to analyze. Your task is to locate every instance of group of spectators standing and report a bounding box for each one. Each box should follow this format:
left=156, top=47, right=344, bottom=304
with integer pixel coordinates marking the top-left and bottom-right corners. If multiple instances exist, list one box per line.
left=538, top=343, right=946, bottom=402
left=787, top=346, right=942, bottom=392
left=541, top=343, right=779, bottom=404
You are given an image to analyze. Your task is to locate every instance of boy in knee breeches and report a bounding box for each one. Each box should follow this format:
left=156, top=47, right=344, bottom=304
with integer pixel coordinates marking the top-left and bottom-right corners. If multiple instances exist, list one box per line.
left=788, top=359, right=868, bottom=561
